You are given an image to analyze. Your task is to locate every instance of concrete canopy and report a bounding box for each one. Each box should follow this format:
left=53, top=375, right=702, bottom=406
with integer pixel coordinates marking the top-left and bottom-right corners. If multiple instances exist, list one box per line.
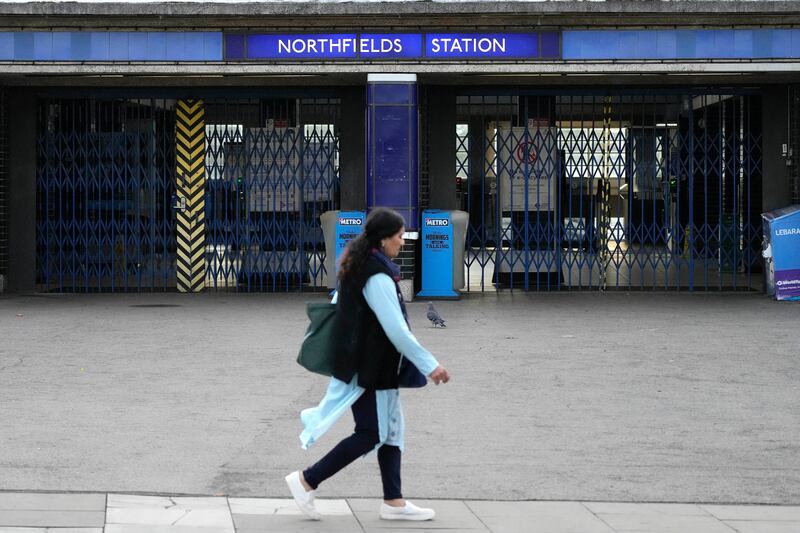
left=1, top=1, right=799, bottom=26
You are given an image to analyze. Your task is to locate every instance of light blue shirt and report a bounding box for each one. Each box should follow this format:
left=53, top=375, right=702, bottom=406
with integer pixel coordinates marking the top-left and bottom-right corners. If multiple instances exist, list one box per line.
left=299, top=273, right=439, bottom=452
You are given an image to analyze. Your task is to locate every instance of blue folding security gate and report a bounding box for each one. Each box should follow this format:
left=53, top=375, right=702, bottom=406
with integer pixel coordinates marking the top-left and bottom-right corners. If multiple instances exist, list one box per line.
left=456, top=89, right=762, bottom=291
left=203, top=98, right=340, bottom=291
left=36, top=98, right=177, bottom=291
left=36, top=95, right=340, bottom=292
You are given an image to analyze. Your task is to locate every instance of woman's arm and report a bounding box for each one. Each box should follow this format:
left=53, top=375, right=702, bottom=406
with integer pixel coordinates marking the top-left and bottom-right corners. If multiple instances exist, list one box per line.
left=363, top=274, right=440, bottom=377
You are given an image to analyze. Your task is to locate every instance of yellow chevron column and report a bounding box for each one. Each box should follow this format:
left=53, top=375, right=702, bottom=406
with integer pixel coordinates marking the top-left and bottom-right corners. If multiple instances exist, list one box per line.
left=175, top=99, right=206, bottom=293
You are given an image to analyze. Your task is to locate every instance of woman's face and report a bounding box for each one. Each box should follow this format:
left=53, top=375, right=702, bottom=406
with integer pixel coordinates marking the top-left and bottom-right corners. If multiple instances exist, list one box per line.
left=381, top=227, right=405, bottom=259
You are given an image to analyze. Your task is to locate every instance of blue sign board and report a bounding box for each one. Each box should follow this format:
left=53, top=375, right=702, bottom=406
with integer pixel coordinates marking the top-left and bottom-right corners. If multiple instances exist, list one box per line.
left=225, top=32, right=558, bottom=60
left=335, top=211, right=365, bottom=277
left=763, top=206, right=800, bottom=301
left=418, top=210, right=458, bottom=298
left=7, top=29, right=800, bottom=63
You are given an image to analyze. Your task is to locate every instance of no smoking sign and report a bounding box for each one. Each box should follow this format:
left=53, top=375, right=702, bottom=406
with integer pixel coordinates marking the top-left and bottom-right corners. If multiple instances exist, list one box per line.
left=515, top=141, right=537, bottom=164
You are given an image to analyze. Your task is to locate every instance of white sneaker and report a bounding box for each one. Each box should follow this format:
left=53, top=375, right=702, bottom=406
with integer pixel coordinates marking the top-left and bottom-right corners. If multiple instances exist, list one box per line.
left=285, top=471, right=321, bottom=520
left=379, top=500, right=435, bottom=521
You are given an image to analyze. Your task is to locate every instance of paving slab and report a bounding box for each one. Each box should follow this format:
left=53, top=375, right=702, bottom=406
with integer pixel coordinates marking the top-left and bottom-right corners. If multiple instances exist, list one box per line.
left=0, top=494, right=105, bottom=511
left=105, top=508, right=234, bottom=528
left=104, top=527, right=236, bottom=533
left=231, top=513, right=361, bottom=532
left=228, top=497, right=351, bottom=516
left=107, top=495, right=230, bottom=509
left=359, top=529, right=469, bottom=533
left=583, top=503, right=708, bottom=516
left=466, top=501, right=614, bottom=533
left=0, top=511, right=105, bottom=528
left=0, top=529, right=103, bottom=533
left=584, top=501, right=738, bottom=532
left=701, top=505, right=800, bottom=521
left=349, top=498, right=487, bottom=530
left=230, top=497, right=360, bottom=531
left=721, top=523, right=800, bottom=533
left=105, top=495, right=234, bottom=531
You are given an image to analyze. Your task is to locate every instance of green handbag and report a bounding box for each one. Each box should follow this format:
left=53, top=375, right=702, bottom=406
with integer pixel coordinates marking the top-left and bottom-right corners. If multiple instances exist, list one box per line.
left=296, top=302, right=338, bottom=376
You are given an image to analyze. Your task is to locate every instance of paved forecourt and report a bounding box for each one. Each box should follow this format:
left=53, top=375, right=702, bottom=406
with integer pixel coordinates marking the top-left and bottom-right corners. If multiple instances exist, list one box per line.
left=1, top=293, right=800, bottom=504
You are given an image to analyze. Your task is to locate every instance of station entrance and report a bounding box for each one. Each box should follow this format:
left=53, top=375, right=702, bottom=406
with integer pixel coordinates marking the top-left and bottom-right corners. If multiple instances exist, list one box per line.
left=33, top=86, right=764, bottom=293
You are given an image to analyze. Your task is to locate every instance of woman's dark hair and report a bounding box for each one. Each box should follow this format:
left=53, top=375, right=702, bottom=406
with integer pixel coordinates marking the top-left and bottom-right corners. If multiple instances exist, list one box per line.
left=338, top=207, right=405, bottom=281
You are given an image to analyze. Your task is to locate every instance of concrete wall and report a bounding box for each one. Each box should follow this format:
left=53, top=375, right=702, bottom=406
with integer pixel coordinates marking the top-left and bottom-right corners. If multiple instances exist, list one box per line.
left=761, top=86, right=793, bottom=212
left=7, top=89, right=37, bottom=292
left=427, top=87, right=457, bottom=211
left=339, top=86, right=365, bottom=210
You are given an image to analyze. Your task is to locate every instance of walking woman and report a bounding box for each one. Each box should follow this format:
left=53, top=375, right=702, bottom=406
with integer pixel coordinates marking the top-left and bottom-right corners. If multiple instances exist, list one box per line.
left=286, top=207, right=450, bottom=521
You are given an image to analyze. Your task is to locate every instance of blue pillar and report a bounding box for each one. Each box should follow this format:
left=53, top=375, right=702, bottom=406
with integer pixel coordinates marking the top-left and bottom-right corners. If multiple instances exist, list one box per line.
left=366, top=74, right=419, bottom=230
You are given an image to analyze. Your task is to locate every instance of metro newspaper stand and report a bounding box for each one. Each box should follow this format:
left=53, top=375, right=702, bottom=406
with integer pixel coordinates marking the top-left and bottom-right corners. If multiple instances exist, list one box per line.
left=321, top=210, right=365, bottom=288
left=418, top=210, right=462, bottom=299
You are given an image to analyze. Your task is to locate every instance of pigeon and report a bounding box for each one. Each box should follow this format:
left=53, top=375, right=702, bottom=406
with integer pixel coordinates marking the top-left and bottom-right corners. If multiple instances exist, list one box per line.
left=426, top=302, right=446, bottom=328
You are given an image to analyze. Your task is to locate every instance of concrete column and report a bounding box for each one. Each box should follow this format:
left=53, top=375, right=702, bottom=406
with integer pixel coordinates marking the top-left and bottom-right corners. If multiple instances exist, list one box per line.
left=8, top=89, right=37, bottom=293
left=761, top=85, right=792, bottom=212
left=339, top=86, right=366, bottom=211
left=427, top=87, right=457, bottom=210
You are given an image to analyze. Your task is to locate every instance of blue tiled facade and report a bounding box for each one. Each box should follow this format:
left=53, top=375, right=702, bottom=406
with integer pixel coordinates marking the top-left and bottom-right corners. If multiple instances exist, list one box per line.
left=0, top=32, right=222, bottom=61
left=562, top=29, right=800, bottom=60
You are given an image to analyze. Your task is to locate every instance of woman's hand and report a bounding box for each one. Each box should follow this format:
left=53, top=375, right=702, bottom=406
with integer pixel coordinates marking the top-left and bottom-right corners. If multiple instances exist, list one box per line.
left=429, top=365, right=450, bottom=385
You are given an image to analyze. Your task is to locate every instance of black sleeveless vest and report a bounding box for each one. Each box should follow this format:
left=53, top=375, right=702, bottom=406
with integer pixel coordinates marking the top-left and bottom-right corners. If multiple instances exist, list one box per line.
left=332, top=255, right=425, bottom=390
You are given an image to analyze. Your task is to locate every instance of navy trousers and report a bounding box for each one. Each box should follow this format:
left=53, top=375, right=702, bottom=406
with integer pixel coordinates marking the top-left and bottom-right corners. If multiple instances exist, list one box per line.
left=303, top=390, right=402, bottom=500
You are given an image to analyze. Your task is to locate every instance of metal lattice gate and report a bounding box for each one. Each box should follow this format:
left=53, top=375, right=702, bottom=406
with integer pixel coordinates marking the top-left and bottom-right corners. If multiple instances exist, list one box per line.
left=36, top=95, right=341, bottom=292
left=456, top=90, right=763, bottom=291
left=203, top=98, right=340, bottom=291
left=36, top=98, right=177, bottom=292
